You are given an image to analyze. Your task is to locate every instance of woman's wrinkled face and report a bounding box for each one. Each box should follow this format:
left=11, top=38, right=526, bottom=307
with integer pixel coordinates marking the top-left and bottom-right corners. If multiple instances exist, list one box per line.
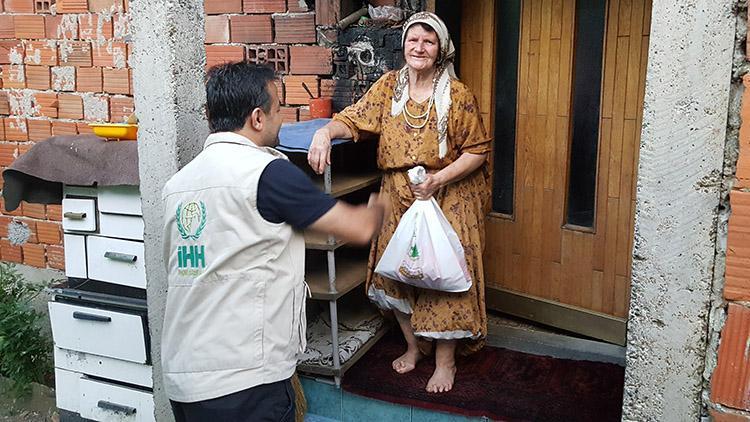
left=403, top=24, right=439, bottom=73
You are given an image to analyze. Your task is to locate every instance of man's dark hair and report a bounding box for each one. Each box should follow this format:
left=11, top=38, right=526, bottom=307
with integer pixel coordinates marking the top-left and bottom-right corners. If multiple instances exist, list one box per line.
left=205, top=62, right=277, bottom=133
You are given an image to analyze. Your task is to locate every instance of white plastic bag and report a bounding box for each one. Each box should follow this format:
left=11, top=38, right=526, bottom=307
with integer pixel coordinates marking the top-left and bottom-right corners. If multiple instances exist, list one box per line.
left=374, top=167, right=472, bottom=292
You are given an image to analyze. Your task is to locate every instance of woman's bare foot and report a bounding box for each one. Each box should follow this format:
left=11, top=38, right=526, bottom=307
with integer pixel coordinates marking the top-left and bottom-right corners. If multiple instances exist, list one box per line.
left=425, top=364, right=457, bottom=393
left=392, top=348, right=423, bottom=374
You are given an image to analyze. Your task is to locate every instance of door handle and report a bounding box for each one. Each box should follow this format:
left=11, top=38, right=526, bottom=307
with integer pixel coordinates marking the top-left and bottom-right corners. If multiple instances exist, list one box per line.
left=72, top=312, right=111, bottom=322
left=104, top=251, right=137, bottom=262
left=97, top=400, right=136, bottom=415
left=63, top=212, right=87, bottom=220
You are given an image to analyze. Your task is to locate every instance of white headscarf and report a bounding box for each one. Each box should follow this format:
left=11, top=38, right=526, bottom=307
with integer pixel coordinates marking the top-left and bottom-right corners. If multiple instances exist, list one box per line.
left=391, top=12, right=456, bottom=159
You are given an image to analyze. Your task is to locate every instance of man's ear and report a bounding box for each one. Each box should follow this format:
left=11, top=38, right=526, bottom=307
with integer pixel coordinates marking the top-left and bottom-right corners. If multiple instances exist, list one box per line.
left=249, top=107, right=264, bottom=131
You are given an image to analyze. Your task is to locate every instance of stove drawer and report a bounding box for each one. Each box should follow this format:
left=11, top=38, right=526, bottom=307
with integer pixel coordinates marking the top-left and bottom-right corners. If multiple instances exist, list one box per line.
left=87, top=236, right=146, bottom=289
left=62, top=198, right=97, bottom=232
left=99, top=213, right=144, bottom=241
left=54, top=347, right=152, bottom=388
left=98, top=186, right=142, bottom=216
left=49, top=301, right=148, bottom=364
left=55, top=368, right=155, bottom=422
left=63, top=234, right=87, bottom=279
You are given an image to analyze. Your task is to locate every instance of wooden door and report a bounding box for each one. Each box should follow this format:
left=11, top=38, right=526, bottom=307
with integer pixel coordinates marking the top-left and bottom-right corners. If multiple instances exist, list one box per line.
left=455, top=0, right=651, bottom=345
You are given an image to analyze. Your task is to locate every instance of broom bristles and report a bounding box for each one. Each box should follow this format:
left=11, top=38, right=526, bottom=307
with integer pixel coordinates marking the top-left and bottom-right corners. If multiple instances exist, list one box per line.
left=291, top=372, right=307, bottom=422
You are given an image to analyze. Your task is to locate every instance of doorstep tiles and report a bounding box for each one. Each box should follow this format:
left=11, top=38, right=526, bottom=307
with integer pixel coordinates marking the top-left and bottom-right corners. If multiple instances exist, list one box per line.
left=301, top=377, right=342, bottom=421
left=342, top=393, right=411, bottom=422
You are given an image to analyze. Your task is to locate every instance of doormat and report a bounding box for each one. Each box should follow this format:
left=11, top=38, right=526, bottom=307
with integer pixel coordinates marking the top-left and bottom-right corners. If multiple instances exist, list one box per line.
left=341, top=331, right=624, bottom=421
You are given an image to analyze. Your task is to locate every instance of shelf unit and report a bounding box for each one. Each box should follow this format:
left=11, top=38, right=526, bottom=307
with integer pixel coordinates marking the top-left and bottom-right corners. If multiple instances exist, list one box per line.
left=278, top=119, right=386, bottom=386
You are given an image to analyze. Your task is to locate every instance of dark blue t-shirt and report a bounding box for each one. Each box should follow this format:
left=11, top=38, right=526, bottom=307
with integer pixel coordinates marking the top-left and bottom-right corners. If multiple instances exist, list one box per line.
left=257, top=159, right=337, bottom=230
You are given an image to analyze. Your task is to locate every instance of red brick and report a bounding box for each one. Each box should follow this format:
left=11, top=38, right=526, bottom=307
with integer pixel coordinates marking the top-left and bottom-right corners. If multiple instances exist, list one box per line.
left=283, top=75, right=318, bottom=105
left=0, top=92, right=7, bottom=115
left=243, top=0, right=284, bottom=13
left=36, top=221, right=61, bottom=244
left=51, top=120, right=78, bottom=136
left=76, top=122, right=94, bottom=135
left=58, top=93, right=83, bottom=119
left=290, top=46, right=332, bottom=75
left=77, top=66, right=102, bottom=92
left=25, top=41, right=57, bottom=66
left=737, top=75, right=750, bottom=189
left=0, top=144, right=18, bottom=166
left=45, top=15, right=79, bottom=39
left=58, top=0, right=89, bottom=13
left=204, top=0, right=241, bottom=14
left=88, top=0, right=123, bottom=12
left=59, top=41, right=92, bottom=66
left=18, top=143, right=32, bottom=156
left=0, top=40, right=24, bottom=64
left=4, top=118, right=28, bottom=141
left=0, top=123, right=4, bottom=141
left=34, top=92, right=59, bottom=118
left=102, top=67, right=129, bottom=94
left=27, top=119, right=52, bottom=141
left=288, top=0, right=309, bottom=12
left=205, top=15, right=230, bottom=44
left=0, top=198, right=22, bottom=216
left=1, top=239, right=23, bottom=263
left=21, top=202, right=46, bottom=219
left=78, top=14, right=113, bottom=41
left=0, top=16, right=14, bottom=39
left=274, top=14, right=315, bottom=44
left=274, top=79, right=284, bottom=103
left=22, top=243, right=46, bottom=268
left=1, top=64, right=25, bottom=89
left=46, top=204, right=62, bottom=221
left=726, top=190, right=750, bottom=300
left=92, top=42, right=126, bottom=67
left=247, top=44, right=288, bottom=73
left=109, top=96, right=134, bottom=123
left=205, top=44, right=244, bottom=69
left=14, top=15, right=46, bottom=39
left=0, top=216, right=11, bottom=238
left=230, top=15, right=272, bottom=44
left=279, top=106, right=298, bottom=123
left=46, top=244, right=65, bottom=270
left=298, top=106, right=311, bottom=121
left=25, top=65, right=51, bottom=90
left=4, top=0, right=34, bottom=13
left=34, top=0, right=55, bottom=13
left=314, top=0, right=338, bottom=26
left=712, top=303, right=750, bottom=410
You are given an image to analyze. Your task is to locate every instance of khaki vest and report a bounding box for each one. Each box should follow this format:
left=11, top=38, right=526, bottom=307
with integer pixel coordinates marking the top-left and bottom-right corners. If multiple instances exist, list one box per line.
left=161, top=132, right=306, bottom=403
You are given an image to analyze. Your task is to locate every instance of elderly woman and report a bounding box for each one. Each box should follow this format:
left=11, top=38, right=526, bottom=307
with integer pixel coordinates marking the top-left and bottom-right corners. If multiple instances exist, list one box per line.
left=308, top=12, right=490, bottom=393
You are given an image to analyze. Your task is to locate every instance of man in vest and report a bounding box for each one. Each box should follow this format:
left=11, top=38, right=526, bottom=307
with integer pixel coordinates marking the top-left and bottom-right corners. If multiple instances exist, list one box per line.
left=161, top=62, right=389, bottom=421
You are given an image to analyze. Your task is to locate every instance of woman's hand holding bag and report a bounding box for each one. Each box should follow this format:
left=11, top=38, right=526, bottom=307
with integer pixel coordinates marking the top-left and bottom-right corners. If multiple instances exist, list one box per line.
left=374, top=166, right=472, bottom=292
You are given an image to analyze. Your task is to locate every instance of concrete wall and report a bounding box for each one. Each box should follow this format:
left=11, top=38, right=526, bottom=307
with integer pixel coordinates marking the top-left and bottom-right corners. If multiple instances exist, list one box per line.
left=622, top=1, right=737, bottom=420
left=129, top=0, right=207, bottom=419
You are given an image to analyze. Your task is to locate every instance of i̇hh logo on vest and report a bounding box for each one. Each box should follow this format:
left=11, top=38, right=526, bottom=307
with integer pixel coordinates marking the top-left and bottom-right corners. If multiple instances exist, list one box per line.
left=175, top=200, right=207, bottom=277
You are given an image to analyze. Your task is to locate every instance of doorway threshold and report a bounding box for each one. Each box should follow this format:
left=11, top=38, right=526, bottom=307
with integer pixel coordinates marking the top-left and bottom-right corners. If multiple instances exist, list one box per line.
left=486, top=312, right=626, bottom=366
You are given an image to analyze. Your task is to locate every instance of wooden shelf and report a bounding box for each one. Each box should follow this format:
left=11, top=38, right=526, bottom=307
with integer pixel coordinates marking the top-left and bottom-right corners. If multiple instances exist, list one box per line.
left=316, top=172, right=381, bottom=198
left=306, top=255, right=368, bottom=300
left=297, top=323, right=390, bottom=377
left=304, top=231, right=346, bottom=250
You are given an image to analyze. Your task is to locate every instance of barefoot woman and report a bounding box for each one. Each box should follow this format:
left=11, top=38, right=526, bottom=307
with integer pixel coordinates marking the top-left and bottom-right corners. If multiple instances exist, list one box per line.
left=308, top=12, right=490, bottom=393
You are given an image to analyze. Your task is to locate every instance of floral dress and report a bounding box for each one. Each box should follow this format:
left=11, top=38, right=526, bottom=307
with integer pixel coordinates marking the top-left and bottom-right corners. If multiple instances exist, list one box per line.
left=333, top=71, right=492, bottom=355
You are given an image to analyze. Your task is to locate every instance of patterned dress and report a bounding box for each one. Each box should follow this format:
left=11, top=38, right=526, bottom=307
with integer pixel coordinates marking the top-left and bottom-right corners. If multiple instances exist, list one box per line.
left=333, top=71, right=492, bottom=355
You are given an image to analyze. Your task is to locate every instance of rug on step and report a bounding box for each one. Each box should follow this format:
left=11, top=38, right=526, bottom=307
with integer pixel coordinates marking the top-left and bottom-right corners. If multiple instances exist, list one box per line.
left=341, top=330, right=625, bottom=422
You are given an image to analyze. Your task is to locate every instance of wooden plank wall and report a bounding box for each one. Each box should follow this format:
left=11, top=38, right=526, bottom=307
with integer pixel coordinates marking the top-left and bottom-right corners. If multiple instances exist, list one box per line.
left=459, top=0, right=496, bottom=131
left=473, top=0, right=651, bottom=319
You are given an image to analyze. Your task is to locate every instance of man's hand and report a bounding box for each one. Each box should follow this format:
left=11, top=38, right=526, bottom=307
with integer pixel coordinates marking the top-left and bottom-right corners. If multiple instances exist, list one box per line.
left=308, top=129, right=332, bottom=175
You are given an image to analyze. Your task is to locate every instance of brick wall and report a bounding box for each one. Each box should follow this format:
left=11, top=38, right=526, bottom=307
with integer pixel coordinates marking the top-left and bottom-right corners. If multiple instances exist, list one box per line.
left=0, top=0, right=359, bottom=271
left=709, top=14, right=750, bottom=420
left=0, top=0, right=133, bottom=271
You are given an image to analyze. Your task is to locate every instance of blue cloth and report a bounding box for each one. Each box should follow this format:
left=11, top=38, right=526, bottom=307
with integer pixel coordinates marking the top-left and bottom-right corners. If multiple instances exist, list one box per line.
left=258, top=159, right=337, bottom=230
left=277, top=118, right=350, bottom=153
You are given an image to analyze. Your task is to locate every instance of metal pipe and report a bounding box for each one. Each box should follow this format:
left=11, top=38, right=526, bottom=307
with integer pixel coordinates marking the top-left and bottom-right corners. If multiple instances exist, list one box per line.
left=337, top=6, right=368, bottom=30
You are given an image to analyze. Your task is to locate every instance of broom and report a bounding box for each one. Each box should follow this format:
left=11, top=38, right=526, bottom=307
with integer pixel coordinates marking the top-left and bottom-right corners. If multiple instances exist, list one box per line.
left=292, top=372, right=307, bottom=422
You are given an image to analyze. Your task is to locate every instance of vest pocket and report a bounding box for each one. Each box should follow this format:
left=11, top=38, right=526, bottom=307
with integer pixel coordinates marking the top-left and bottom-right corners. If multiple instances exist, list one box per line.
left=162, top=274, right=265, bottom=373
